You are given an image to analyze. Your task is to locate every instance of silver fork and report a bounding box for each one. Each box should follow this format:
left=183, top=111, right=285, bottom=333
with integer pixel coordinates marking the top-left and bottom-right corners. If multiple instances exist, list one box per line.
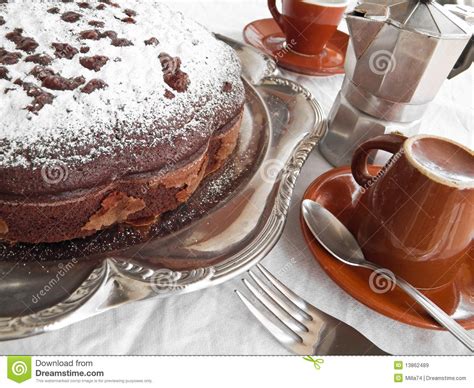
left=235, top=264, right=388, bottom=355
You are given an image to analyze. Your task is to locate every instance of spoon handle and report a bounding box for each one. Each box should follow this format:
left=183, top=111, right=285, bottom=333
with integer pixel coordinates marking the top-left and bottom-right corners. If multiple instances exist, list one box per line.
left=371, top=265, right=474, bottom=352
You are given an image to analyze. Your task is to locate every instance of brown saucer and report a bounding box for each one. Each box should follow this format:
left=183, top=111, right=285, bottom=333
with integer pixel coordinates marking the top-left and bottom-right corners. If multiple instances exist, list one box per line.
left=301, top=166, right=474, bottom=330
left=243, top=18, right=348, bottom=76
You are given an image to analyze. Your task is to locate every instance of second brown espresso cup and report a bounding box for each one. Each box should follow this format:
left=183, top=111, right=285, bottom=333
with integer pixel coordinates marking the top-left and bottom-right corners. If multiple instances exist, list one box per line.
left=350, top=134, right=474, bottom=289
left=267, top=0, right=348, bottom=56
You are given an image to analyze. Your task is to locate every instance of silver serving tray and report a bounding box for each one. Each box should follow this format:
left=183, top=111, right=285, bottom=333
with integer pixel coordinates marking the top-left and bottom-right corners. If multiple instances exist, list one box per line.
left=0, top=36, right=325, bottom=341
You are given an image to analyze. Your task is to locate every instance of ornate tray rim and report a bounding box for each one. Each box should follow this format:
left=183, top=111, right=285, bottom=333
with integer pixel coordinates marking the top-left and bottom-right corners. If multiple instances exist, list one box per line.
left=0, top=43, right=326, bottom=341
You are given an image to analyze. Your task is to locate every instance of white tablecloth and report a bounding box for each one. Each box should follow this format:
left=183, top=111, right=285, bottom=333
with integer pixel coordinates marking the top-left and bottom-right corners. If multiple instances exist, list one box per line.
left=1, top=0, right=472, bottom=356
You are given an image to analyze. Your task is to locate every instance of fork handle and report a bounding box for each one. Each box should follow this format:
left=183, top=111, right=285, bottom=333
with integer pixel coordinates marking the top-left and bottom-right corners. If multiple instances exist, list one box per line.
left=367, top=263, right=474, bottom=352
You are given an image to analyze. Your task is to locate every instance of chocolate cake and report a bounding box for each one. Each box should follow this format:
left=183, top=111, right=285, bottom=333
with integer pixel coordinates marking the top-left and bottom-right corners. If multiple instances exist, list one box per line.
left=0, top=1, right=245, bottom=244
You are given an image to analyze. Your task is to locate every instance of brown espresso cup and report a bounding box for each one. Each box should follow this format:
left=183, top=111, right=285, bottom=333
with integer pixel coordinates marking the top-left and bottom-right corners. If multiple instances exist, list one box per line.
left=267, top=0, right=348, bottom=56
left=350, top=134, right=474, bottom=290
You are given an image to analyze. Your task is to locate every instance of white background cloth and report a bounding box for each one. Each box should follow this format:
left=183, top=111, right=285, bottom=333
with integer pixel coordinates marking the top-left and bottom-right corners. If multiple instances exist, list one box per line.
left=1, top=0, right=472, bottom=355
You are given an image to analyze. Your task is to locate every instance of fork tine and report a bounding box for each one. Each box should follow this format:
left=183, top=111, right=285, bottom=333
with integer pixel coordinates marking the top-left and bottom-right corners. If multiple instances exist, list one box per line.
left=256, top=264, right=309, bottom=312
left=242, top=278, right=307, bottom=334
left=235, top=289, right=301, bottom=346
left=248, top=270, right=312, bottom=323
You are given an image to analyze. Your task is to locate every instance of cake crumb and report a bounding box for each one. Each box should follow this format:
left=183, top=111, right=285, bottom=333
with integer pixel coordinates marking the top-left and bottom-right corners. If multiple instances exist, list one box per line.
left=82, top=192, right=145, bottom=231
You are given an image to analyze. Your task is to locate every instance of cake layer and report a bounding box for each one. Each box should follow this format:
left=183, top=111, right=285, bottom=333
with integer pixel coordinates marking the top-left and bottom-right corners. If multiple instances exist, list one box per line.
left=0, top=110, right=242, bottom=243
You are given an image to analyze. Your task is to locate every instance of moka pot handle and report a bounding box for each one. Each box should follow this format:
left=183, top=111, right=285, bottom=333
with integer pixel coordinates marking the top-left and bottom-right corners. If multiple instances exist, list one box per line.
left=448, top=34, right=474, bottom=79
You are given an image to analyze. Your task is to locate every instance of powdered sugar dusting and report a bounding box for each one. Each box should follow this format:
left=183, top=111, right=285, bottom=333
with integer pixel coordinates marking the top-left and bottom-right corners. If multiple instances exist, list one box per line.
left=0, top=1, right=244, bottom=169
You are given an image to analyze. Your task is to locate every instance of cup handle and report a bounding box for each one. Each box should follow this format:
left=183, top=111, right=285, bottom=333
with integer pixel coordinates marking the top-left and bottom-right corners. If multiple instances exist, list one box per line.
left=351, top=134, right=407, bottom=188
left=268, top=0, right=285, bottom=32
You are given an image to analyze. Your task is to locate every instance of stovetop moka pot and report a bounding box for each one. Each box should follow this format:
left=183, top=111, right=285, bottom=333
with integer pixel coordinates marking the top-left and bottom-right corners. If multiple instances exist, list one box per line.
left=319, top=0, right=473, bottom=166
